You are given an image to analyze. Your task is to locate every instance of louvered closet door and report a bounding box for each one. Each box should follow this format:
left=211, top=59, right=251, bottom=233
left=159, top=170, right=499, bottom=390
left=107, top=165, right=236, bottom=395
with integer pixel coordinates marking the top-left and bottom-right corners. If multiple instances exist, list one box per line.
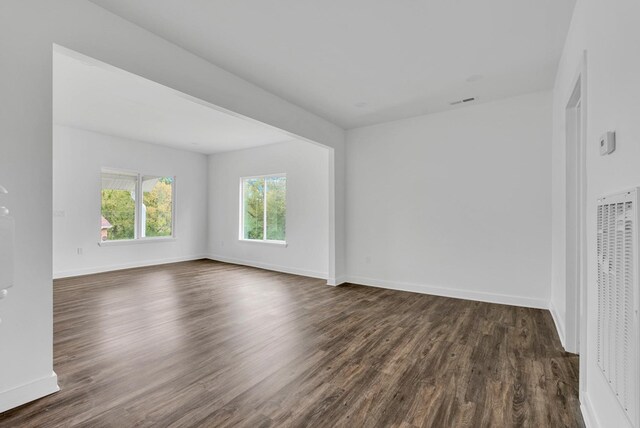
left=596, top=189, right=639, bottom=427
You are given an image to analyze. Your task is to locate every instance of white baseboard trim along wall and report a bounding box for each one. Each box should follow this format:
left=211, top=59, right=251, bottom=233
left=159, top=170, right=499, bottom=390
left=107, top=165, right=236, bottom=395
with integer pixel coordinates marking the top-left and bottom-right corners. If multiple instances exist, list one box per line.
left=327, top=276, right=348, bottom=286
left=53, top=255, right=208, bottom=279
left=548, top=300, right=567, bottom=350
left=57, top=255, right=553, bottom=314
left=0, top=372, right=59, bottom=414
left=207, top=255, right=328, bottom=281
left=345, top=275, right=549, bottom=310
left=203, top=255, right=549, bottom=310
left=205, top=256, right=548, bottom=310
left=54, top=251, right=554, bottom=314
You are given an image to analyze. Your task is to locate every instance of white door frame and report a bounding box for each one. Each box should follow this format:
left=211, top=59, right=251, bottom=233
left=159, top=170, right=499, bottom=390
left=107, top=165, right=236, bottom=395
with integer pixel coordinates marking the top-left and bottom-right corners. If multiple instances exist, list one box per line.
left=565, top=80, right=582, bottom=354
left=565, top=52, right=588, bottom=369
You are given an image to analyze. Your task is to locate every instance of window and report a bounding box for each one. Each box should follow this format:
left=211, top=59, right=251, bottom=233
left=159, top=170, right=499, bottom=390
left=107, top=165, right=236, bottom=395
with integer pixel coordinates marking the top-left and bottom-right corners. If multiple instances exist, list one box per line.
left=241, top=174, right=286, bottom=243
left=100, top=169, right=174, bottom=243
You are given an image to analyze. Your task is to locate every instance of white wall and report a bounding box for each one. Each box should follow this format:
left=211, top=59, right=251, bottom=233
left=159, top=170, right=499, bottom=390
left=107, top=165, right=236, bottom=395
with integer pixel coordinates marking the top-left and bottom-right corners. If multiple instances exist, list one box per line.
left=0, top=0, right=344, bottom=413
left=346, top=92, right=552, bottom=309
left=208, top=141, right=329, bottom=278
left=551, top=0, right=640, bottom=427
left=53, top=126, right=208, bottom=278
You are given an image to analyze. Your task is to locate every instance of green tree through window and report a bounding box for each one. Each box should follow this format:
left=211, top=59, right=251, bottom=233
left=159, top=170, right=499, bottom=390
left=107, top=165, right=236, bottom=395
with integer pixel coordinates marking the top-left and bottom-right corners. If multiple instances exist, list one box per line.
left=101, top=170, right=174, bottom=242
left=242, top=175, right=286, bottom=242
left=243, top=178, right=264, bottom=240
left=143, top=176, right=173, bottom=237
left=101, top=189, right=135, bottom=240
left=266, top=176, right=286, bottom=241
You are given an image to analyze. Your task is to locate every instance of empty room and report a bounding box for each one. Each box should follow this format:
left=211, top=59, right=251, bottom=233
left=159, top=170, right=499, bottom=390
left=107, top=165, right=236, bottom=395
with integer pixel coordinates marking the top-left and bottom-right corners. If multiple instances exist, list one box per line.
left=1, top=1, right=639, bottom=427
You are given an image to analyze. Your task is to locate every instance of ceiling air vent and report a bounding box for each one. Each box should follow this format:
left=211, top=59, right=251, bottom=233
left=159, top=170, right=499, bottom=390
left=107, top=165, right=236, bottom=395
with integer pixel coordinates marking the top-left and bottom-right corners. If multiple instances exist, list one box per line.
left=449, top=97, right=476, bottom=106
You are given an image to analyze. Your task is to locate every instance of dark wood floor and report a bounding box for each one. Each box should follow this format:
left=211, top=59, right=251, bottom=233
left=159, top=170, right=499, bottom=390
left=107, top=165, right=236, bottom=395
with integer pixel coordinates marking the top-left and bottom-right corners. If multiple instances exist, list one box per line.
left=0, top=260, right=583, bottom=427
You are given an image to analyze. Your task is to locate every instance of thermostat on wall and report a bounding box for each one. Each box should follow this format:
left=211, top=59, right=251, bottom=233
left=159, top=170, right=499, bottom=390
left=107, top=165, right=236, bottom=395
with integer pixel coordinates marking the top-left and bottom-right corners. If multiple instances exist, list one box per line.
left=600, top=131, right=615, bottom=155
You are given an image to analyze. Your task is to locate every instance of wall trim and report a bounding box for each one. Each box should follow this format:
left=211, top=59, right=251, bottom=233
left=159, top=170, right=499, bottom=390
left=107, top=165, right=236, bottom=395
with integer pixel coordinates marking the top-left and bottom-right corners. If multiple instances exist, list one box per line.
left=0, top=371, right=59, bottom=414
left=53, top=254, right=208, bottom=279
left=327, top=275, right=348, bottom=286
left=207, top=254, right=327, bottom=280
left=346, top=275, right=548, bottom=309
left=549, top=299, right=567, bottom=350
left=580, top=392, right=599, bottom=428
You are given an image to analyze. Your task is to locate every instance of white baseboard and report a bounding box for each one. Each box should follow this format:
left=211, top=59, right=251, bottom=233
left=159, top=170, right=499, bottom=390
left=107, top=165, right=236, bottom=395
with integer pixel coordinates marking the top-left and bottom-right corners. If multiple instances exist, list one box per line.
left=53, top=254, right=208, bottom=279
left=207, top=254, right=327, bottom=280
left=327, top=275, right=348, bottom=286
left=580, top=392, right=599, bottom=428
left=346, top=275, right=548, bottom=309
left=0, top=371, right=59, bottom=414
left=549, top=299, right=567, bottom=350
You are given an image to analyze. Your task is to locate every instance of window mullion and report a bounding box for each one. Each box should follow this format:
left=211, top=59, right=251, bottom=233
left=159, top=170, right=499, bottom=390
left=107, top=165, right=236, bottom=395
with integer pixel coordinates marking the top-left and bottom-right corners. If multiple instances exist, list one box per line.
left=136, top=174, right=142, bottom=239
left=263, top=177, right=267, bottom=241
left=240, top=179, right=244, bottom=240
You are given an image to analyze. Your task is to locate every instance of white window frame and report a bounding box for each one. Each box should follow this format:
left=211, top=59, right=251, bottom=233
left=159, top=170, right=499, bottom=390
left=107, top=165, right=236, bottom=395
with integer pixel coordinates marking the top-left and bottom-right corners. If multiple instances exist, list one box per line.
left=239, top=173, right=287, bottom=246
left=99, top=168, right=176, bottom=246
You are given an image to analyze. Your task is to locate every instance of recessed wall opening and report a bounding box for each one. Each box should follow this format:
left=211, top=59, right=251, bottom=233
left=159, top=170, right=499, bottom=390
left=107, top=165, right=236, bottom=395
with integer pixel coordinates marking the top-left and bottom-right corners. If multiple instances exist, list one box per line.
left=52, top=45, right=332, bottom=281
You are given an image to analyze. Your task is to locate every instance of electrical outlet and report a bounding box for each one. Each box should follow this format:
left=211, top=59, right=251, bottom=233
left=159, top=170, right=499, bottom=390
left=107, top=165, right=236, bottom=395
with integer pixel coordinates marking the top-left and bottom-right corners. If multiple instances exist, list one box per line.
left=77, top=247, right=83, bottom=255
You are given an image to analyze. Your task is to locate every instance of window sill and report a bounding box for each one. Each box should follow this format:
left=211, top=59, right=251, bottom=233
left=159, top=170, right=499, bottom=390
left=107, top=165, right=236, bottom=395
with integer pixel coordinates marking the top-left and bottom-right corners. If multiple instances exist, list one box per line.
left=98, top=237, right=176, bottom=247
left=239, top=239, right=288, bottom=247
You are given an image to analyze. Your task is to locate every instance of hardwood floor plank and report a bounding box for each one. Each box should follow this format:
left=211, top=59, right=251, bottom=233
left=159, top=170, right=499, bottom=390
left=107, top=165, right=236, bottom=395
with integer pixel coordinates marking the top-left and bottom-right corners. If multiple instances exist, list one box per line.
left=0, top=260, right=583, bottom=427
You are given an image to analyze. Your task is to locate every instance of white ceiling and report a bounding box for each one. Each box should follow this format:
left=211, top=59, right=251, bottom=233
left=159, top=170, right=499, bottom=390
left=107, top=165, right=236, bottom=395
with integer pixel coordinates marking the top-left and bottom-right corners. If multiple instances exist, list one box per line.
left=89, top=0, right=576, bottom=129
left=53, top=50, right=295, bottom=154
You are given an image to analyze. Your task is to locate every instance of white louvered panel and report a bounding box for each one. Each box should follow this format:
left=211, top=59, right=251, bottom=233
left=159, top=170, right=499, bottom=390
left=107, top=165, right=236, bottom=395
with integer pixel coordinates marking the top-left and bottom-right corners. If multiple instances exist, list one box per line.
left=597, top=189, right=639, bottom=428
left=623, top=200, right=634, bottom=413
left=597, top=204, right=603, bottom=367
left=615, top=202, right=624, bottom=394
